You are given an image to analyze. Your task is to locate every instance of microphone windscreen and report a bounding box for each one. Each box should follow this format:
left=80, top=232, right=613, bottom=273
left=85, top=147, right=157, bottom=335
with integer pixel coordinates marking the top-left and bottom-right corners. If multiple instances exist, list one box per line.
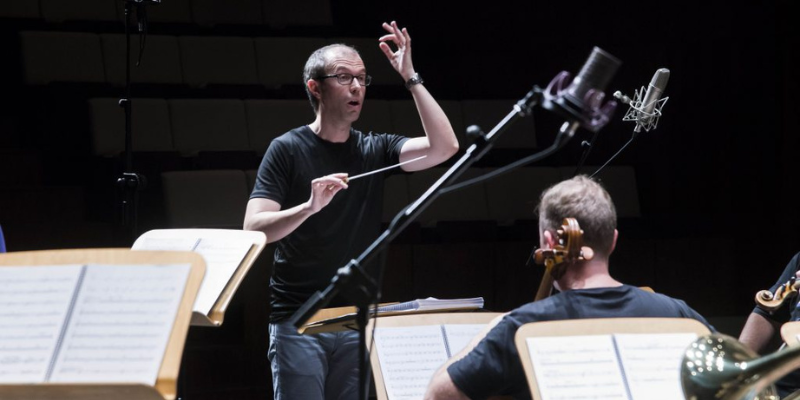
left=564, top=47, right=622, bottom=109
left=542, top=47, right=622, bottom=132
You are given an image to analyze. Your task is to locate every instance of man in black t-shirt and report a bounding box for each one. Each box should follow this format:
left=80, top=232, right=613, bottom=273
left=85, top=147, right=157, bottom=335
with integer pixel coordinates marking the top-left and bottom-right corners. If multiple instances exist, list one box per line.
left=244, top=21, right=458, bottom=400
left=423, top=176, right=713, bottom=400
left=739, top=252, right=800, bottom=398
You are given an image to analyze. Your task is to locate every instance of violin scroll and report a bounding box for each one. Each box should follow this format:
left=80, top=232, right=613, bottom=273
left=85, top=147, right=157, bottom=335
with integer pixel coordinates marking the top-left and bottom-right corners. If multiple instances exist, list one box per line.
left=755, top=277, right=800, bottom=313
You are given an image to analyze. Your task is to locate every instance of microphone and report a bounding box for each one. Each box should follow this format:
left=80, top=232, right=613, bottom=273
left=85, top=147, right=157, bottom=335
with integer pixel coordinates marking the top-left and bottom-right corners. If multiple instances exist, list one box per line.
left=614, top=68, right=670, bottom=132
left=588, top=68, right=671, bottom=178
left=542, top=47, right=622, bottom=133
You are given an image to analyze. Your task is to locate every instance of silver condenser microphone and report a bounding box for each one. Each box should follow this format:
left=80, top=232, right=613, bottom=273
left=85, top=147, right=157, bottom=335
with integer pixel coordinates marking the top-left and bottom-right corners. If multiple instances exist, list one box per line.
left=614, top=68, right=670, bottom=132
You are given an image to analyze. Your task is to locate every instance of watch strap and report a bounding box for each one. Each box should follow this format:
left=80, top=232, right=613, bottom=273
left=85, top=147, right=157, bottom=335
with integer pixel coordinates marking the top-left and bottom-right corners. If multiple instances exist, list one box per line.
left=405, top=73, right=424, bottom=90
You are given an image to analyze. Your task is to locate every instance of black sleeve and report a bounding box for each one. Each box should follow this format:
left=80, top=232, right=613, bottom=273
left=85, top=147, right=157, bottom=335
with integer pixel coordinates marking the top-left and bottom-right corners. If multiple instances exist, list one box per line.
left=381, top=132, right=409, bottom=166
left=675, top=299, right=717, bottom=332
left=447, top=315, right=527, bottom=399
left=753, top=252, right=800, bottom=323
left=250, top=139, right=292, bottom=205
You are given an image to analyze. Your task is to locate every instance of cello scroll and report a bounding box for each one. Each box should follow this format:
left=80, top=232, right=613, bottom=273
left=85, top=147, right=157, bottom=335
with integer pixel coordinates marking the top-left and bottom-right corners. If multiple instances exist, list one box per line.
left=756, top=277, right=800, bottom=313
left=532, top=218, right=594, bottom=301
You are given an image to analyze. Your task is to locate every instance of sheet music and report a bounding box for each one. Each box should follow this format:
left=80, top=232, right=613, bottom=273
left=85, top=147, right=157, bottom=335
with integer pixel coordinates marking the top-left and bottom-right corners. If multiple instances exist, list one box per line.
left=614, top=333, right=697, bottom=400
left=442, top=324, right=485, bottom=357
left=374, top=325, right=450, bottom=400
left=48, top=264, right=190, bottom=384
left=526, top=335, right=629, bottom=400
left=0, top=265, right=83, bottom=383
left=134, top=237, right=198, bottom=252
left=133, top=236, right=251, bottom=315
left=191, top=238, right=252, bottom=315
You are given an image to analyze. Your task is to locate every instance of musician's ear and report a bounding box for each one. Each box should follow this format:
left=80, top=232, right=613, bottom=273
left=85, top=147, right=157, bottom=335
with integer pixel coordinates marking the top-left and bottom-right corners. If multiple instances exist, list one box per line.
left=541, top=230, right=556, bottom=250
left=609, top=229, right=618, bottom=254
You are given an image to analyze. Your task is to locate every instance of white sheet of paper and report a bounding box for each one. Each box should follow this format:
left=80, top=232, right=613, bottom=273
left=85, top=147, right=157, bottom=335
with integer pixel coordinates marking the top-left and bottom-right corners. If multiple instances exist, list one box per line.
left=527, top=335, right=629, bottom=400
left=614, top=333, right=697, bottom=400
left=134, top=237, right=198, bottom=252
left=48, top=264, right=190, bottom=385
left=442, top=324, right=485, bottom=357
left=191, top=238, right=252, bottom=315
left=0, top=265, right=83, bottom=383
left=133, top=237, right=251, bottom=315
left=374, top=325, right=449, bottom=400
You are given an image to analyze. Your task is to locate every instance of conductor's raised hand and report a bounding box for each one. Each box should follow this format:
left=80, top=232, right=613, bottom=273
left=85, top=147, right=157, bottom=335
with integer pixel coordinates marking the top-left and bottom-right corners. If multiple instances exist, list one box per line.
left=306, top=173, right=348, bottom=213
left=379, top=21, right=415, bottom=81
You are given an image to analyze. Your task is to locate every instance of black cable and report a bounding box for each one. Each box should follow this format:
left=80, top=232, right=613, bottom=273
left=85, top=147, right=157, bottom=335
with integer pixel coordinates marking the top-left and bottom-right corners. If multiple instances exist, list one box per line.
left=572, top=128, right=601, bottom=176
left=589, top=132, right=638, bottom=178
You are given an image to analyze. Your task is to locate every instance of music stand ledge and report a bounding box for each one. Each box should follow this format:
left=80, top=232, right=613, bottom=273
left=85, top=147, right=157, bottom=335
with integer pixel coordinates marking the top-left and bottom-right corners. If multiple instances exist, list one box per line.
left=0, top=248, right=206, bottom=400
left=299, top=304, right=488, bottom=335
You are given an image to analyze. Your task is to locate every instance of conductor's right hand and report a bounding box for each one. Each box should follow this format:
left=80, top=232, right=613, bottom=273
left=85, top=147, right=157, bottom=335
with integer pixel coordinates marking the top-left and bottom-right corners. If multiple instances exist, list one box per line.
left=306, top=173, right=348, bottom=213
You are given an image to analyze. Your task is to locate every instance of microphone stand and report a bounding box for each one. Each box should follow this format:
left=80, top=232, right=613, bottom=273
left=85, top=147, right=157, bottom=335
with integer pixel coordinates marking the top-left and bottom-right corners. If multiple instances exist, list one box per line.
left=116, top=0, right=156, bottom=245
left=289, top=85, right=578, bottom=400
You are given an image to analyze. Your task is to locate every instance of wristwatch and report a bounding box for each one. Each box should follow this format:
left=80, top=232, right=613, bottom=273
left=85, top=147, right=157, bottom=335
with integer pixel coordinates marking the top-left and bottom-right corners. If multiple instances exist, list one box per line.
left=405, top=73, right=424, bottom=90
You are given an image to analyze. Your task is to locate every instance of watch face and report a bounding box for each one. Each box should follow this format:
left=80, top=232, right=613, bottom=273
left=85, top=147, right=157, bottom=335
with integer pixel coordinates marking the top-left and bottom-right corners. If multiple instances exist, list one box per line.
left=406, top=74, right=423, bottom=89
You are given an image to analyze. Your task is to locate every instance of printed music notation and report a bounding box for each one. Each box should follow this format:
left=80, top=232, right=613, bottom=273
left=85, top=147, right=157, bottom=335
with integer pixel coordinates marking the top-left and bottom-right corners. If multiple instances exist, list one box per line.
left=373, top=324, right=487, bottom=400
left=528, top=335, right=628, bottom=400
left=0, top=265, right=83, bottom=383
left=441, top=324, right=486, bottom=358
left=526, top=333, right=698, bottom=400
left=0, top=264, right=191, bottom=385
left=134, top=236, right=253, bottom=316
left=613, top=333, right=698, bottom=400
left=374, top=325, right=448, bottom=400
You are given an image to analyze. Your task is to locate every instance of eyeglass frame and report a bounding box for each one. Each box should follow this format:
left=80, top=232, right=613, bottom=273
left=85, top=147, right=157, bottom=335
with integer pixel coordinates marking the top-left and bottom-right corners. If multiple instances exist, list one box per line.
left=316, top=73, right=372, bottom=86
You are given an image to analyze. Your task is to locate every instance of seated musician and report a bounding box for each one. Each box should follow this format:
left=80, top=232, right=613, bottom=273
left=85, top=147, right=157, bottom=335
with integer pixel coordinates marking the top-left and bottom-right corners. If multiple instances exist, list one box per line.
left=423, top=175, right=713, bottom=400
left=739, top=252, right=800, bottom=397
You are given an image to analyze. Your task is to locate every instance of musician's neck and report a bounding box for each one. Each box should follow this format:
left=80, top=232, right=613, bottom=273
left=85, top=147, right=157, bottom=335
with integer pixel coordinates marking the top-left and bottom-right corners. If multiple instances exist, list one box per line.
left=555, top=260, right=622, bottom=291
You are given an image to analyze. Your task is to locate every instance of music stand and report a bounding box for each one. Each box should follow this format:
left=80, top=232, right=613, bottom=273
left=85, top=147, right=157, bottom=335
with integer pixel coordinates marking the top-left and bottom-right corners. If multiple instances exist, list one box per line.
left=366, top=312, right=503, bottom=400
left=515, top=318, right=710, bottom=400
left=0, top=248, right=205, bottom=400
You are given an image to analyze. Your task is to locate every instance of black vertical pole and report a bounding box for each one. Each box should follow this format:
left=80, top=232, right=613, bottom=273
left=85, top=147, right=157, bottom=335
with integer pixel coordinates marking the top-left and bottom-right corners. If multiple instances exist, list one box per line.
left=116, top=0, right=145, bottom=246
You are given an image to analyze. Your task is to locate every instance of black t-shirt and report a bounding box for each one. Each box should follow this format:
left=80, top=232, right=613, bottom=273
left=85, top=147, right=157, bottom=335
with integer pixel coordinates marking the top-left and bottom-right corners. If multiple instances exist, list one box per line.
left=251, top=125, right=408, bottom=322
left=752, top=252, right=800, bottom=397
left=447, top=285, right=713, bottom=400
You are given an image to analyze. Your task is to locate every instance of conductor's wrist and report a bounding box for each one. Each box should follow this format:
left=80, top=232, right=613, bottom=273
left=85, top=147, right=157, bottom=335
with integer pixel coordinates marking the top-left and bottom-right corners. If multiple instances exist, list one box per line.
left=302, top=200, right=319, bottom=215
left=405, top=72, right=424, bottom=90
left=400, top=69, right=416, bottom=82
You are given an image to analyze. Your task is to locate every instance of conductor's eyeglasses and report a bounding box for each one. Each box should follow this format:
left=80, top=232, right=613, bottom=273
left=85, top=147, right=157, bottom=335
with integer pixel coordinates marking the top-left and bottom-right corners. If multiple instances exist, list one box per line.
left=317, top=73, right=372, bottom=86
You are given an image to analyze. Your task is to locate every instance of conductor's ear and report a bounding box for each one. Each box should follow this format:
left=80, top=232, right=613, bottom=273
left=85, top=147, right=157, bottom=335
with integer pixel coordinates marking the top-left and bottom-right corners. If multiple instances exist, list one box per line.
left=307, top=79, right=322, bottom=101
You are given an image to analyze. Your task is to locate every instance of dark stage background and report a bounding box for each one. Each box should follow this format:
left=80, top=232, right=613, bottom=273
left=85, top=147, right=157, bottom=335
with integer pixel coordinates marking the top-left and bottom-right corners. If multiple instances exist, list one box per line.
left=1, top=1, right=798, bottom=398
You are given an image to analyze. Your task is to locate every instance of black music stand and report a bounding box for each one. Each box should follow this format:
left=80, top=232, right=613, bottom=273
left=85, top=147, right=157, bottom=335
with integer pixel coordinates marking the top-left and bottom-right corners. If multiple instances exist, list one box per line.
left=288, top=86, right=585, bottom=400
left=116, top=0, right=160, bottom=245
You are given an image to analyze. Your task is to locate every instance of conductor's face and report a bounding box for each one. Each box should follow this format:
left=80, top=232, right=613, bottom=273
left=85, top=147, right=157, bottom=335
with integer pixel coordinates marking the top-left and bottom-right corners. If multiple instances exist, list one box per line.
left=317, top=49, right=367, bottom=124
